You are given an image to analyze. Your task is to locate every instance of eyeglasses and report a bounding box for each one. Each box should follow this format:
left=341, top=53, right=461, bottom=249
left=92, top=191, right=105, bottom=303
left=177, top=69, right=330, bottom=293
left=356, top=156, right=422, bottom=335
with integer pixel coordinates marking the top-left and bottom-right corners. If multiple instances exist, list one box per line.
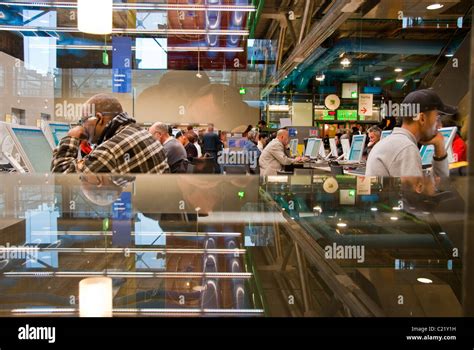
left=80, top=112, right=120, bottom=126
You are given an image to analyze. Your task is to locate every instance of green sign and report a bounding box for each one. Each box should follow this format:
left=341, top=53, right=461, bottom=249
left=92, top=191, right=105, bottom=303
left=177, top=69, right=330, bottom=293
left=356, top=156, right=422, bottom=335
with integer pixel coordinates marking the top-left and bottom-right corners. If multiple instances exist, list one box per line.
left=337, top=110, right=358, bottom=121
left=239, top=88, right=247, bottom=95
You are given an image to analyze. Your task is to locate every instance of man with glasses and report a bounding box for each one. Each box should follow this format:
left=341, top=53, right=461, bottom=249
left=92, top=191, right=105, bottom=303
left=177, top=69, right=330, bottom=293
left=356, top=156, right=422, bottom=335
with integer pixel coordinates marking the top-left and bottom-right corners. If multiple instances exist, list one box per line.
left=366, top=89, right=456, bottom=177
left=51, top=93, right=169, bottom=174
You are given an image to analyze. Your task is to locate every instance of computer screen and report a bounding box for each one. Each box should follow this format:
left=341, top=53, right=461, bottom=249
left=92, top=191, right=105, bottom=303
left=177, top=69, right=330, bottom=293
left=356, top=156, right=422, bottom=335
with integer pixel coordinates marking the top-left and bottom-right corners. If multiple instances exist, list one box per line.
left=381, top=130, right=392, bottom=140
left=420, top=127, right=457, bottom=165
left=348, top=135, right=366, bottom=162
left=304, top=138, right=322, bottom=159
left=341, top=139, right=351, bottom=159
left=421, top=146, right=436, bottom=166
left=289, top=139, right=298, bottom=156
left=12, top=127, right=53, bottom=173
left=50, top=123, right=70, bottom=146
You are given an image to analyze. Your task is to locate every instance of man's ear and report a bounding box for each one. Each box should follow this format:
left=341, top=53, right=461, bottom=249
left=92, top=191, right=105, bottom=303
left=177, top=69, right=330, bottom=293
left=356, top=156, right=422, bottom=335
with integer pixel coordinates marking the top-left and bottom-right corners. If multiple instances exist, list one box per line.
left=96, top=113, right=106, bottom=126
left=412, top=112, right=423, bottom=122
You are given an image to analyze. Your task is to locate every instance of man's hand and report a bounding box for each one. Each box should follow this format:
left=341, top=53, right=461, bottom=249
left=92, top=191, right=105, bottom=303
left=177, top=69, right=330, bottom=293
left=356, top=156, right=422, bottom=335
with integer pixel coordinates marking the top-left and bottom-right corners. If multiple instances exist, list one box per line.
left=421, top=132, right=446, bottom=158
left=68, top=126, right=88, bottom=140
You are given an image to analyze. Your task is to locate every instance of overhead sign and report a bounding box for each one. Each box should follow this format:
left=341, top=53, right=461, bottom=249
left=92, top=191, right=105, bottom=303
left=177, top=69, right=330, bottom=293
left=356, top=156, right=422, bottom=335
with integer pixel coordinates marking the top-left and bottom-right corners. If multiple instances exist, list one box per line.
left=359, top=93, right=373, bottom=116
left=112, top=37, right=132, bottom=93
left=325, top=94, right=341, bottom=110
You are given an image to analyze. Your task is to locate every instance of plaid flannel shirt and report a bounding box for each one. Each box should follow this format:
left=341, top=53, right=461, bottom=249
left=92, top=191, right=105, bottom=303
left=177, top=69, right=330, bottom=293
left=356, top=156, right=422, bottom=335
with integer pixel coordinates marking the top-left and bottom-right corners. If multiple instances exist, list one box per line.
left=51, top=124, right=170, bottom=174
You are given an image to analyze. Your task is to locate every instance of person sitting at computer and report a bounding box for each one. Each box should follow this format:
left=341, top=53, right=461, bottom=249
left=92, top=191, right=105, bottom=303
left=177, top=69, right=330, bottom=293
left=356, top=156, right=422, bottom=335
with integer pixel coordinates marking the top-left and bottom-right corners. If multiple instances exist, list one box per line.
left=366, top=89, right=455, bottom=177
left=259, top=129, right=304, bottom=176
left=366, top=126, right=382, bottom=156
left=51, top=94, right=169, bottom=174
left=149, top=122, right=188, bottom=173
left=257, top=132, right=268, bottom=152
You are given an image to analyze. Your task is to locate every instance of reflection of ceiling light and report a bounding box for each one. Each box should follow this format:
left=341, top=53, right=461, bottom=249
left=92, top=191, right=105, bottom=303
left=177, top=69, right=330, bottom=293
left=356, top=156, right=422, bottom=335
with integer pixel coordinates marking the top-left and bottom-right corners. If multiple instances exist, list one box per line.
left=394, top=68, right=403, bottom=73
left=396, top=78, right=405, bottom=83
left=340, top=58, right=351, bottom=67
left=78, top=0, right=112, bottom=35
left=168, top=46, right=244, bottom=53
left=316, top=74, right=325, bottom=82
left=374, top=77, right=382, bottom=81
left=337, top=223, right=347, bottom=228
left=439, top=232, right=446, bottom=235
left=392, top=207, right=402, bottom=211
left=417, top=277, right=433, bottom=284
left=390, top=217, right=398, bottom=221
left=371, top=207, right=378, bottom=212
left=427, top=3, right=444, bottom=10
left=445, top=53, right=454, bottom=57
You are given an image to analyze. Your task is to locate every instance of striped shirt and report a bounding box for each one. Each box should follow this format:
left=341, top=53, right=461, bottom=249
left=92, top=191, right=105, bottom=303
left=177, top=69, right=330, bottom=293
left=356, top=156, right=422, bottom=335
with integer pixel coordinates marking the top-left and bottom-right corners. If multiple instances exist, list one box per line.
left=51, top=124, right=169, bottom=174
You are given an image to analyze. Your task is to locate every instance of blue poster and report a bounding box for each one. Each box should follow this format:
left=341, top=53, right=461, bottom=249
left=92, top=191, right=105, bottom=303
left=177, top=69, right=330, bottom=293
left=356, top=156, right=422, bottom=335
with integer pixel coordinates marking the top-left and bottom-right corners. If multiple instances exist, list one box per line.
left=112, top=37, right=132, bottom=93
left=112, top=192, right=132, bottom=247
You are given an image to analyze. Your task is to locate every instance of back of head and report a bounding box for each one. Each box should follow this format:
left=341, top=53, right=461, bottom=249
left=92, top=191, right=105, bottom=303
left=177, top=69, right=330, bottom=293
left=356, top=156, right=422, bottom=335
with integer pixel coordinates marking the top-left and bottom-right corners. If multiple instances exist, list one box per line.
left=151, top=122, right=170, bottom=135
left=86, top=93, right=123, bottom=116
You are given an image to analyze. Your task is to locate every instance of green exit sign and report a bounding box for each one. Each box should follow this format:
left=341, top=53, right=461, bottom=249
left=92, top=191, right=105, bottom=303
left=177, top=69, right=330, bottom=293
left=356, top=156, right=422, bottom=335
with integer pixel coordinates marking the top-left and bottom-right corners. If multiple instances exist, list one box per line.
left=238, top=191, right=245, bottom=199
left=239, top=88, right=247, bottom=95
left=351, top=91, right=358, bottom=98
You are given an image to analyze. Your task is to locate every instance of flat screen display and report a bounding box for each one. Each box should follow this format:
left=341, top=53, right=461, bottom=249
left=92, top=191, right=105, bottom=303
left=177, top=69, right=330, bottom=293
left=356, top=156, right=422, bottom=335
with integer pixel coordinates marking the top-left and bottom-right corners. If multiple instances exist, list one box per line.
left=50, top=123, right=70, bottom=146
left=348, top=135, right=366, bottom=162
left=12, top=127, right=53, bottom=173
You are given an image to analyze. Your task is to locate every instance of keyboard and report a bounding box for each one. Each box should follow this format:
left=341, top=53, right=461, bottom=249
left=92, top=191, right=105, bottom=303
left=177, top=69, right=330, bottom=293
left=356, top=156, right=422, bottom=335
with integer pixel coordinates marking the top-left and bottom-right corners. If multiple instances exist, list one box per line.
left=338, top=160, right=364, bottom=166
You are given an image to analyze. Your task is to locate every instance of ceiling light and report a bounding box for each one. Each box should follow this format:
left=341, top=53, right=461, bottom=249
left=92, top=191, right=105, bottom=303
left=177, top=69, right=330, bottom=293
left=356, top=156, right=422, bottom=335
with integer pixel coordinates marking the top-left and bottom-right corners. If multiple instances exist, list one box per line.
left=78, top=0, right=112, bottom=35
left=445, top=53, right=454, bottom=57
left=394, top=68, right=403, bottom=73
left=374, top=77, right=382, bottom=81
left=390, top=217, right=399, bottom=221
left=396, top=78, right=405, bottom=83
left=340, top=58, right=351, bottom=67
left=167, top=46, right=244, bottom=53
left=427, top=3, right=444, bottom=10
left=337, top=222, right=347, bottom=228
left=417, top=277, right=433, bottom=284
left=316, top=74, right=325, bottom=82
left=371, top=207, right=378, bottom=212
left=392, top=207, right=402, bottom=211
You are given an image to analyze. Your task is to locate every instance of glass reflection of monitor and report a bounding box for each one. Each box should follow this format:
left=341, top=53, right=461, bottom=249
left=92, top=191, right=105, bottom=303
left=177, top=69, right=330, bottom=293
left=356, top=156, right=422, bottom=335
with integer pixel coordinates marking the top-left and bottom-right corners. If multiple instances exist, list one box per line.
left=49, top=123, right=70, bottom=146
left=381, top=130, right=392, bottom=139
left=348, top=135, right=366, bottom=162
left=420, top=127, right=457, bottom=165
left=421, top=146, right=436, bottom=166
left=329, top=138, right=338, bottom=157
left=11, top=126, right=53, bottom=173
left=289, top=139, right=298, bottom=156
left=304, top=138, right=322, bottom=159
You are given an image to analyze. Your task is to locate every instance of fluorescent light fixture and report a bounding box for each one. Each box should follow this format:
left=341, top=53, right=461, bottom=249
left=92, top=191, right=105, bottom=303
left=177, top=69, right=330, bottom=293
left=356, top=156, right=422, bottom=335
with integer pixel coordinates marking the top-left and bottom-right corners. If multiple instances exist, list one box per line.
left=336, top=222, right=347, bottom=228
left=78, top=0, right=112, bottom=35
left=445, top=53, right=454, bottom=57
left=396, top=78, right=405, bottom=83
left=427, top=3, right=444, bottom=10
left=392, top=206, right=402, bottom=211
left=374, top=77, right=382, bottom=81
left=371, top=207, right=378, bottom=212
left=390, top=216, right=399, bottom=221
left=394, top=68, right=403, bottom=72
left=417, top=277, right=433, bottom=284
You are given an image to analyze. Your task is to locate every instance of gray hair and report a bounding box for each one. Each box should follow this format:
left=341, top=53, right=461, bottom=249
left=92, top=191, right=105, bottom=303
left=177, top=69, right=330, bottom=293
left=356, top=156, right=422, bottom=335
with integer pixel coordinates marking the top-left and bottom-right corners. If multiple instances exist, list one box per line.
left=368, top=126, right=382, bottom=135
left=151, top=122, right=169, bottom=135
left=247, top=129, right=258, bottom=142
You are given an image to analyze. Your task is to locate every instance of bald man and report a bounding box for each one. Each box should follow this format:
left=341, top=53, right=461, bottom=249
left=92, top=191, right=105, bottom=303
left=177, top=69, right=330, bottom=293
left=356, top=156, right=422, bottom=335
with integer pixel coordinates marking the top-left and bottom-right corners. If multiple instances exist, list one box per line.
left=51, top=94, right=169, bottom=174
left=259, top=129, right=303, bottom=176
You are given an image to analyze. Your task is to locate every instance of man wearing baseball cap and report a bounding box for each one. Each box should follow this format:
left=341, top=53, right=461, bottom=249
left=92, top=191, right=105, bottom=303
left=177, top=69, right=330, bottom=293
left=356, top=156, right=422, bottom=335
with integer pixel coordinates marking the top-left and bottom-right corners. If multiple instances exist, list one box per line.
left=366, top=89, right=457, bottom=177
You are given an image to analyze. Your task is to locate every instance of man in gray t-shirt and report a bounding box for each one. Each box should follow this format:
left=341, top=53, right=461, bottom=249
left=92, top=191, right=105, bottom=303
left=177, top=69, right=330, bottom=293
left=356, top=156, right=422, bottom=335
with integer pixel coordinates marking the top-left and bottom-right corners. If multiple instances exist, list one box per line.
left=149, top=123, right=187, bottom=173
left=366, top=89, right=456, bottom=178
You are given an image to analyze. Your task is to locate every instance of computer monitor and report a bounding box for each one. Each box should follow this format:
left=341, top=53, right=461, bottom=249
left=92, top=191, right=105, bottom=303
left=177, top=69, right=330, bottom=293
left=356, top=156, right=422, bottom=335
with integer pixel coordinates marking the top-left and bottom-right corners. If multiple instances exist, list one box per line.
left=348, top=134, right=367, bottom=162
left=9, top=125, right=53, bottom=173
left=289, top=139, right=298, bottom=156
left=420, top=127, right=457, bottom=166
left=381, top=130, right=392, bottom=140
left=49, top=123, right=70, bottom=146
left=329, top=138, right=338, bottom=157
left=341, top=139, right=351, bottom=160
left=304, top=138, right=322, bottom=159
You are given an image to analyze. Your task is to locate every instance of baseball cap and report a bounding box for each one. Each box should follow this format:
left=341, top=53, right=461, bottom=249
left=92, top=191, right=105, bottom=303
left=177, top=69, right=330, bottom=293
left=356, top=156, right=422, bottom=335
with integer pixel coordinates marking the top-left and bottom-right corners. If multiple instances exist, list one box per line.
left=402, top=89, right=457, bottom=115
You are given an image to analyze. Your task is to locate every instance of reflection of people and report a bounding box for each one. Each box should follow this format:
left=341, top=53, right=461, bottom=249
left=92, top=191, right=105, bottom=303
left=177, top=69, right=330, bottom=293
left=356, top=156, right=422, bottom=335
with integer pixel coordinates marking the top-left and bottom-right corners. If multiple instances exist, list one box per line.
left=366, top=126, right=382, bottom=156
left=439, top=115, right=467, bottom=162
left=367, top=90, right=456, bottom=177
left=176, top=131, right=198, bottom=161
left=259, top=129, right=303, bottom=176
left=52, top=94, right=169, bottom=174
left=80, top=174, right=135, bottom=207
